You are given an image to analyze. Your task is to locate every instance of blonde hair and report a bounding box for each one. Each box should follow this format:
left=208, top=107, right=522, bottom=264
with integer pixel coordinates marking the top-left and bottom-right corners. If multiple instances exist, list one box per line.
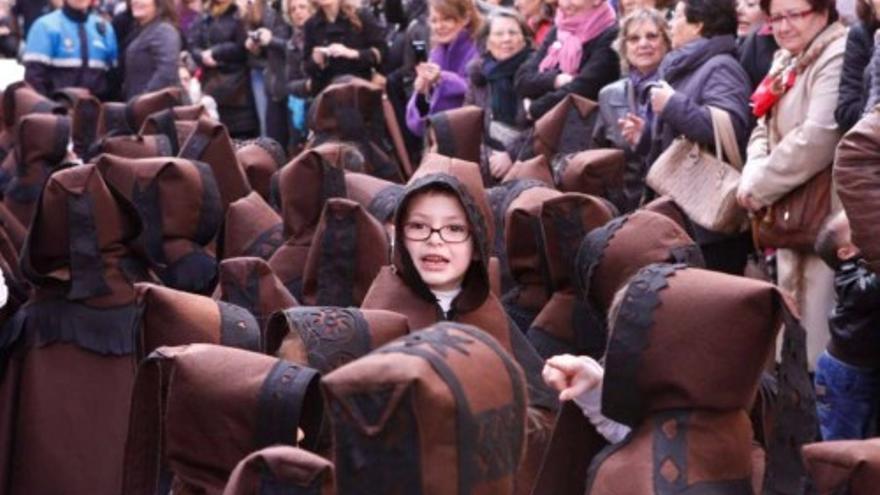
left=613, top=8, right=671, bottom=73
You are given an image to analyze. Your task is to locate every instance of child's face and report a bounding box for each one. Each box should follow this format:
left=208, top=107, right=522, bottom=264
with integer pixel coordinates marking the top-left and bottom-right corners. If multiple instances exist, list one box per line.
left=403, top=191, right=475, bottom=292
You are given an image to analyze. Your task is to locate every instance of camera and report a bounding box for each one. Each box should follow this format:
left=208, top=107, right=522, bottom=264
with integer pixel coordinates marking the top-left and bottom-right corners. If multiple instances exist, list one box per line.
left=411, top=40, right=428, bottom=64
left=248, top=31, right=261, bottom=43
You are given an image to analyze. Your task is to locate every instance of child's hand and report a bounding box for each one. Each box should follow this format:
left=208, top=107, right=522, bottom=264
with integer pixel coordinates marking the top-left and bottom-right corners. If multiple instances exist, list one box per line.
left=542, top=354, right=604, bottom=401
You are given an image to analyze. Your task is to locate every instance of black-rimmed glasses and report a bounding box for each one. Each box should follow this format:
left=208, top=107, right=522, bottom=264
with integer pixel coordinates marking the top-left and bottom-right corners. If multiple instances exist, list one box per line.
left=402, top=222, right=471, bottom=243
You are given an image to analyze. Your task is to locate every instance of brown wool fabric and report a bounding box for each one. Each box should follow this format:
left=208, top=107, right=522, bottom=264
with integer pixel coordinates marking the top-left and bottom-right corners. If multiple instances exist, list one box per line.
left=0, top=163, right=146, bottom=495
left=2, top=81, right=64, bottom=131
left=235, top=138, right=287, bottom=201
left=540, top=193, right=616, bottom=291
left=344, top=171, right=404, bottom=224
left=803, top=438, right=880, bottom=495
left=586, top=410, right=756, bottom=494
left=0, top=220, right=28, bottom=318
left=0, top=203, right=26, bottom=252
left=834, top=108, right=880, bottom=273
left=22, top=163, right=143, bottom=307
left=52, top=88, right=102, bottom=157
left=96, top=134, right=175, bottom=159
left=139, top=107, right=204, bottom=151
left=530, top=402, right=609, bottom=495
left=95, top=154, right=223, bottom=294
left=178, top=115, right=253, bottom=209
left=223, top=191, right=284, bottom=260
left=213, top=256, right=298, bottom=332
left=135, top=282, right=262, bottom=359
left=504, top=186, right=561, bottom=311
left=97, top=101, right=135, bottom=136
left=322, top=322, right=527, bottom=495
left=604, top=265, right=780, bottom=417
left=96, top=88, right=184, bottom=138
left=309, top=78, right=405, bottom=182
left=641, top=195, right=691, bottom=231
left=554, top=148, right=626, bottom=208
left=428, top=105, right=484, bottom=164
left=301, top=198, right=389, bottom=307
left=122, top=344, right=324, bottom=495
left=502, top=155, right=555, bottom=187
left=267, top=143, right=356, bottom=298
left=269, top=306, right=410, bottom=373
left=222, top=446, right=335, bottom=495
left=268, top=305, right=410, bottom=457
left=532, top=93, right=597, bottom=162
left=128, top=87, right=185, bottom=131
left=522, top=193, right=615, bottom=358
left=4, top=113, right=74, bottom=227
left=575, top=210, right=701, bottom=314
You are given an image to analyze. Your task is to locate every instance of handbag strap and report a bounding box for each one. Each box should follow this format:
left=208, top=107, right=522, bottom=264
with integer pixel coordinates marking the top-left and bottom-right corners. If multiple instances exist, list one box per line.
left=708, top=106, right=743, bottom=170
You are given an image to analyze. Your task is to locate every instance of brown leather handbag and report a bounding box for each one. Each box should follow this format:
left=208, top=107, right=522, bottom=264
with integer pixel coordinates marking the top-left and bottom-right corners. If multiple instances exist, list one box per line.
left=752, top=166, right=832, bottom=252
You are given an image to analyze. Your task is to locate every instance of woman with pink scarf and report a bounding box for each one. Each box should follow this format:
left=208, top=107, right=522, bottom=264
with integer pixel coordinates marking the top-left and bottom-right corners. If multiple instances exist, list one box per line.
left=514, top=0, right=620, bottom=119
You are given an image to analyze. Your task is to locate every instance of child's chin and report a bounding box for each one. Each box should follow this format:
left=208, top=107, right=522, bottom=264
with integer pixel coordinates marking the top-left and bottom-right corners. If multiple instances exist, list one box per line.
left=419, top=272, right=458, bottom=291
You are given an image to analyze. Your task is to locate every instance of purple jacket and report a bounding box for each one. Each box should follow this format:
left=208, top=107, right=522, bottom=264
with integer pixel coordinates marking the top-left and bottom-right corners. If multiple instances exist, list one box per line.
left=406, top=30, right=478, bottom=137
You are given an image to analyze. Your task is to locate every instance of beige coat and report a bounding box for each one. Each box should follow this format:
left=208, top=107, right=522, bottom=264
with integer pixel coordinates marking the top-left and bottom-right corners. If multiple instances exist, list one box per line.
left=739, top=22, right=847, bottom=369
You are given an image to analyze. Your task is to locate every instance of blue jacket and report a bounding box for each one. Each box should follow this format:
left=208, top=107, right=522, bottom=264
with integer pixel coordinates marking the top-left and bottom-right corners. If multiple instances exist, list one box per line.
left=23, top=6, right=118, bottom=99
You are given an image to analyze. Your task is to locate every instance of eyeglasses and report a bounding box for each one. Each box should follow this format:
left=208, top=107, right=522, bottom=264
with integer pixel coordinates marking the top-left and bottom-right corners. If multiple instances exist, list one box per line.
left=402, top=222, right=471, bottom=243
left=768, top=8, right=815, bottom=26
left=625, top=32, right=662, bottom=44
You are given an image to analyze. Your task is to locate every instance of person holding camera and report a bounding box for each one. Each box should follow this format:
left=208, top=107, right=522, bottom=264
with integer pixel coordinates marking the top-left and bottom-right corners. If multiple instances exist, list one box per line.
left=245, top=0, right=304, bottom=147
left=405, top=0, right=482, bottom=137
left=302, top=0, right=387, bottom=95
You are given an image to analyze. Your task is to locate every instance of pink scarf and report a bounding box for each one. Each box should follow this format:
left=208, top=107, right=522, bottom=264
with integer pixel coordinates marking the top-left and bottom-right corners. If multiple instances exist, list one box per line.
left=539, top=2, right=617, bottom=75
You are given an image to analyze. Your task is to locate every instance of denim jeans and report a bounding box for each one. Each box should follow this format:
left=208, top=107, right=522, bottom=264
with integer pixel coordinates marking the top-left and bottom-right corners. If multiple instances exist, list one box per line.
left=250, top=69, right=268, bottom=137
left=815, top=351, right=880, bottom=440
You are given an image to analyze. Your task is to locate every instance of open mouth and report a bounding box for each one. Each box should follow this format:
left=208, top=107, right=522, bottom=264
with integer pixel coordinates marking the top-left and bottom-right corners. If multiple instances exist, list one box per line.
left=420, top=254, right=450, bottom=271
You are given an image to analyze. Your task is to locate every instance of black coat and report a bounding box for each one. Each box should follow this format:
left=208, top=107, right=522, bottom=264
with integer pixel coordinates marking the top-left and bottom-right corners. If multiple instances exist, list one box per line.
left=261, top=8, right=293, bottom=102
left=514, top=25, right=620, bottom=119
left=303, top=8, right=387, bottom=94
left=123, top=20, right=182, bottom=100
left=835, top=21, right=876, bottom=133
left=737, top=30, right=777, bottom=92
left=640, top=35, right=752, bottom=250
left=0, top=16, right=18, bottom=58
left=828, top=259, right=880, bottom=368
left=188, top=3, right=258, bottom=137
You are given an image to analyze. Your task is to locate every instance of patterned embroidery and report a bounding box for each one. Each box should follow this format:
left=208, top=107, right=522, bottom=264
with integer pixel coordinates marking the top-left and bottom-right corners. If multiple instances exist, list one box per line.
left=286, top=307, right=371, bottom=373
left=397, top=326, right=474, bottom=358
left=474, top=404, right=522, bottom=481
left=602, top=263, right=682, bottom=427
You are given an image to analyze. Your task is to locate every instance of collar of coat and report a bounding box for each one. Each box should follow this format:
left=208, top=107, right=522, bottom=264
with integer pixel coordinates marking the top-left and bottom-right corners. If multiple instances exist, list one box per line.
left=769, top=21, right=847, bottom=77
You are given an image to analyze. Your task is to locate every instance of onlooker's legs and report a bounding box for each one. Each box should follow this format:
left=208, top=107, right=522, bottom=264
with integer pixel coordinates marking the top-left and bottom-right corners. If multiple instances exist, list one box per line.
left=265, top=98, right=290, bottom=151
left=815, top=351, right=880, bottom=440
left=250, top=68, right=268, bottom=137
